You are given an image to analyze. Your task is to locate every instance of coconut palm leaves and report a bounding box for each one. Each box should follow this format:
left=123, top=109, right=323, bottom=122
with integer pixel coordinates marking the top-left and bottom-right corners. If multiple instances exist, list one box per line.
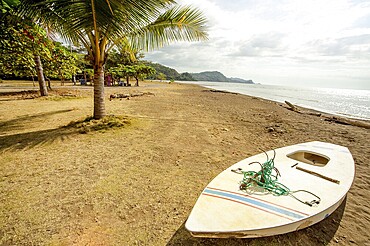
left=129, top=5, right=208, bottom=51
left=17, top=0, right=208, bottom=119
left=0, top=0, right=18, bottom=12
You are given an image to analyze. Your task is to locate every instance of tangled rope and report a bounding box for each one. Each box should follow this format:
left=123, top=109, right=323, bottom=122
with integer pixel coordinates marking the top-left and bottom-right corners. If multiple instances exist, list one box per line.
left=233, top=150, right=321, bottom=207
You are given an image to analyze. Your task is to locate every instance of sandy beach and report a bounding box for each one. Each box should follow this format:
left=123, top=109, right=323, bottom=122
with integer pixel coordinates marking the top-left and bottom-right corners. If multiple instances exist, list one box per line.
left=0, top=81, right=369, bottom=245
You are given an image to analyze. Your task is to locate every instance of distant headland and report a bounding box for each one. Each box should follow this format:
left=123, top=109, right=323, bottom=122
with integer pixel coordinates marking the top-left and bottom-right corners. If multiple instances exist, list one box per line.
left=144, top=62, right=254, bottom=84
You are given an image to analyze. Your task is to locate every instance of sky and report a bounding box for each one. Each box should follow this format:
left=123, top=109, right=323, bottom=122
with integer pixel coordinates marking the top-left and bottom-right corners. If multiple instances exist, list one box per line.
left=144, top=0, right=370, bottom=90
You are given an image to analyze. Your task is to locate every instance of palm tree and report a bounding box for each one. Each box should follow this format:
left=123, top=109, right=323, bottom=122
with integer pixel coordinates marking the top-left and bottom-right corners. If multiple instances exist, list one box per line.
left=19, top=0, right=208, bottom=119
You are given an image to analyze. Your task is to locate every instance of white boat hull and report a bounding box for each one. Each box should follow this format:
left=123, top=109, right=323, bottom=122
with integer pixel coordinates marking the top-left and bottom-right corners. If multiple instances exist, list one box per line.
left=185, top=141, right=355, bottom=238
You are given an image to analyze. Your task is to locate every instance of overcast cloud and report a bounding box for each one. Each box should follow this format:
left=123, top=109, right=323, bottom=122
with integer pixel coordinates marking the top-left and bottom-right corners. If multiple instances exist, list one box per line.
left=145, top=0, right=370, bottom=89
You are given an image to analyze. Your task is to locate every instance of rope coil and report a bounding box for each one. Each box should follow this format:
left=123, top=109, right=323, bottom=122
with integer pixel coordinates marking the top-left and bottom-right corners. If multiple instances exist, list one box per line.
left=234, top=150, right=321, bottom=207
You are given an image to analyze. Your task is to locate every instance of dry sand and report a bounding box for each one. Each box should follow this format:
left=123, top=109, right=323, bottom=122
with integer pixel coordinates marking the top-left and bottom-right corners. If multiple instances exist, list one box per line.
left=0, top=81, right=369, bottom=245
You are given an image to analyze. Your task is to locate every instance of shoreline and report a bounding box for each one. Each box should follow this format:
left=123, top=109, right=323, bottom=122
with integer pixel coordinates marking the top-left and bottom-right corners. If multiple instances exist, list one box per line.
left=0, top=81, right=369, bottom=245
left=180, top=82, right=370, bottom=130
left=177, top=81, right=370, bottom=121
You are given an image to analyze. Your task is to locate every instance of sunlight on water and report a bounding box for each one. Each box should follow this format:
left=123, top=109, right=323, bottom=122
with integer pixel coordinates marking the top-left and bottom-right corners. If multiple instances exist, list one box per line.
left=180, top=81, right=370, bottom=120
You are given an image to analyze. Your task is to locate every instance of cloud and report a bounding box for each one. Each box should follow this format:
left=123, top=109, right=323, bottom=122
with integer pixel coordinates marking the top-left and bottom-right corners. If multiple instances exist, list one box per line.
left=145, top=0, right=370, bottom=89
left=229, top=32, right=287, bottom=57
left=302, top=34, right=370, bottom=59
left=352, top=13, right=370, bottom=28
left=145, top=41, right=226, bottom=72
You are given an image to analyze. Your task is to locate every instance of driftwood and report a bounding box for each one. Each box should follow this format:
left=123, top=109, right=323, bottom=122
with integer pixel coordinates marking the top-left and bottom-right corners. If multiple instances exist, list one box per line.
left=283, top=101, right=370, bottom=129
left=323, top=116, right=370, bottom=129
left=110, top=93, right=130, bottom=100
left=285, top=101, right=300, bottom=112
left=206, top=89, right=238, bottom=95
left=109, top=92, right=155, bottom=101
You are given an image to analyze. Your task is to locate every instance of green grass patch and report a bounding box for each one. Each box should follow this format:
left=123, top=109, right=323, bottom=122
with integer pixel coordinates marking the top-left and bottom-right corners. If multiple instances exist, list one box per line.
left=66, top=115, right=131, bottom=133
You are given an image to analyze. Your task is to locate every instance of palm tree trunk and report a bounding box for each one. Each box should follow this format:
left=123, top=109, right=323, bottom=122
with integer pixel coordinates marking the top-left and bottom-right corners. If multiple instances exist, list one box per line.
left=93, top=65, right=106, bottom=119
left=34, top=55, right=48, bottom=96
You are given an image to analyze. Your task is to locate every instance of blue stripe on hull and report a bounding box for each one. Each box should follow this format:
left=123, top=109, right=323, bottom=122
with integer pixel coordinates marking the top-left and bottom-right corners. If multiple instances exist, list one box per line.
left=203, top=188, right=306, bottom=220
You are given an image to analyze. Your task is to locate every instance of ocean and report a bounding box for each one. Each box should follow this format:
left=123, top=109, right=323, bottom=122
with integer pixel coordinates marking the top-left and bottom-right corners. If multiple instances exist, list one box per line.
left=180, top=81, right=370, bottom=120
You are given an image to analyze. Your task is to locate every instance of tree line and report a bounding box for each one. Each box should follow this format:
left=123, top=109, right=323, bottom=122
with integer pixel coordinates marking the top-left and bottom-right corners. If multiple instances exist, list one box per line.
left=0, top=9, right=169, bottom=87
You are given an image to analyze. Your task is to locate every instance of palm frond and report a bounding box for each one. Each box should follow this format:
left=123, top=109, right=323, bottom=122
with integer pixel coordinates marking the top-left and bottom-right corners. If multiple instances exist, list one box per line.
left=128, top=5, right=208, bottom=51
left=17, top=0, right=208, bottom=62
left=18, top=0, right=176, bottom=42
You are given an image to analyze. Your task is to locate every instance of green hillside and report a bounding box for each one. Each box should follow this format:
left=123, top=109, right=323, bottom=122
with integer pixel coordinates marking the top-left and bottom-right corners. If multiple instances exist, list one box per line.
left=144, top=61, right=253, bottom=83
left=190, top=71, right=228, bottom=82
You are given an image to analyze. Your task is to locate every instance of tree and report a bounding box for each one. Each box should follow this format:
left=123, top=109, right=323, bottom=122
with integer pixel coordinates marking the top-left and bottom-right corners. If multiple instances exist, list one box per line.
left=132, top=64, right=156, bottom=86
left=105, top=48, right=152, bottom=86
left=121, top=65, right=136, bottom=86
left=108, top=66, right=123, bottom=85
left=0, top=17, right=36, bottom=78
left=0, top=14, right=80, bottom=89
left=0, top=1, right=51, bottom=95
left=105, top=49, right=144, bottom=69
left=157, top=72, right=167, bottom=81
left=74, top=51, right=93, bottom=85
left=19, top=0, right=208, bottom=119
left=43, top=42, right=80, bottom=86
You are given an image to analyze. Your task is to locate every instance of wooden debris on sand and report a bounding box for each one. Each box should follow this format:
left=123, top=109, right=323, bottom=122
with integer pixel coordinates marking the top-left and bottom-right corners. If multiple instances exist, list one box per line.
left=283, top=101, right=370, bottom=129
left=323, top=116, right=370, bottom=129
left=109, top=92, right=155, bottom=100
left=205, top=89, right=239, bottom=95
left=285, top=101, right=300, bottom=113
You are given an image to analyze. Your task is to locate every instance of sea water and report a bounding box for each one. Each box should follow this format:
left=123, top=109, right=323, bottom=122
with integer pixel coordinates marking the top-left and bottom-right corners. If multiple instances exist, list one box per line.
left=180, top=81, right=370, bottom=120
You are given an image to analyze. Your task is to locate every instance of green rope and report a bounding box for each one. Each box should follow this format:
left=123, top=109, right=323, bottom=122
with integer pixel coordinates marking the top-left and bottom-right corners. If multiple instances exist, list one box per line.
left=239, top=156, right=289, bottom=196
left=235, top=150, right=321, bottom=206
